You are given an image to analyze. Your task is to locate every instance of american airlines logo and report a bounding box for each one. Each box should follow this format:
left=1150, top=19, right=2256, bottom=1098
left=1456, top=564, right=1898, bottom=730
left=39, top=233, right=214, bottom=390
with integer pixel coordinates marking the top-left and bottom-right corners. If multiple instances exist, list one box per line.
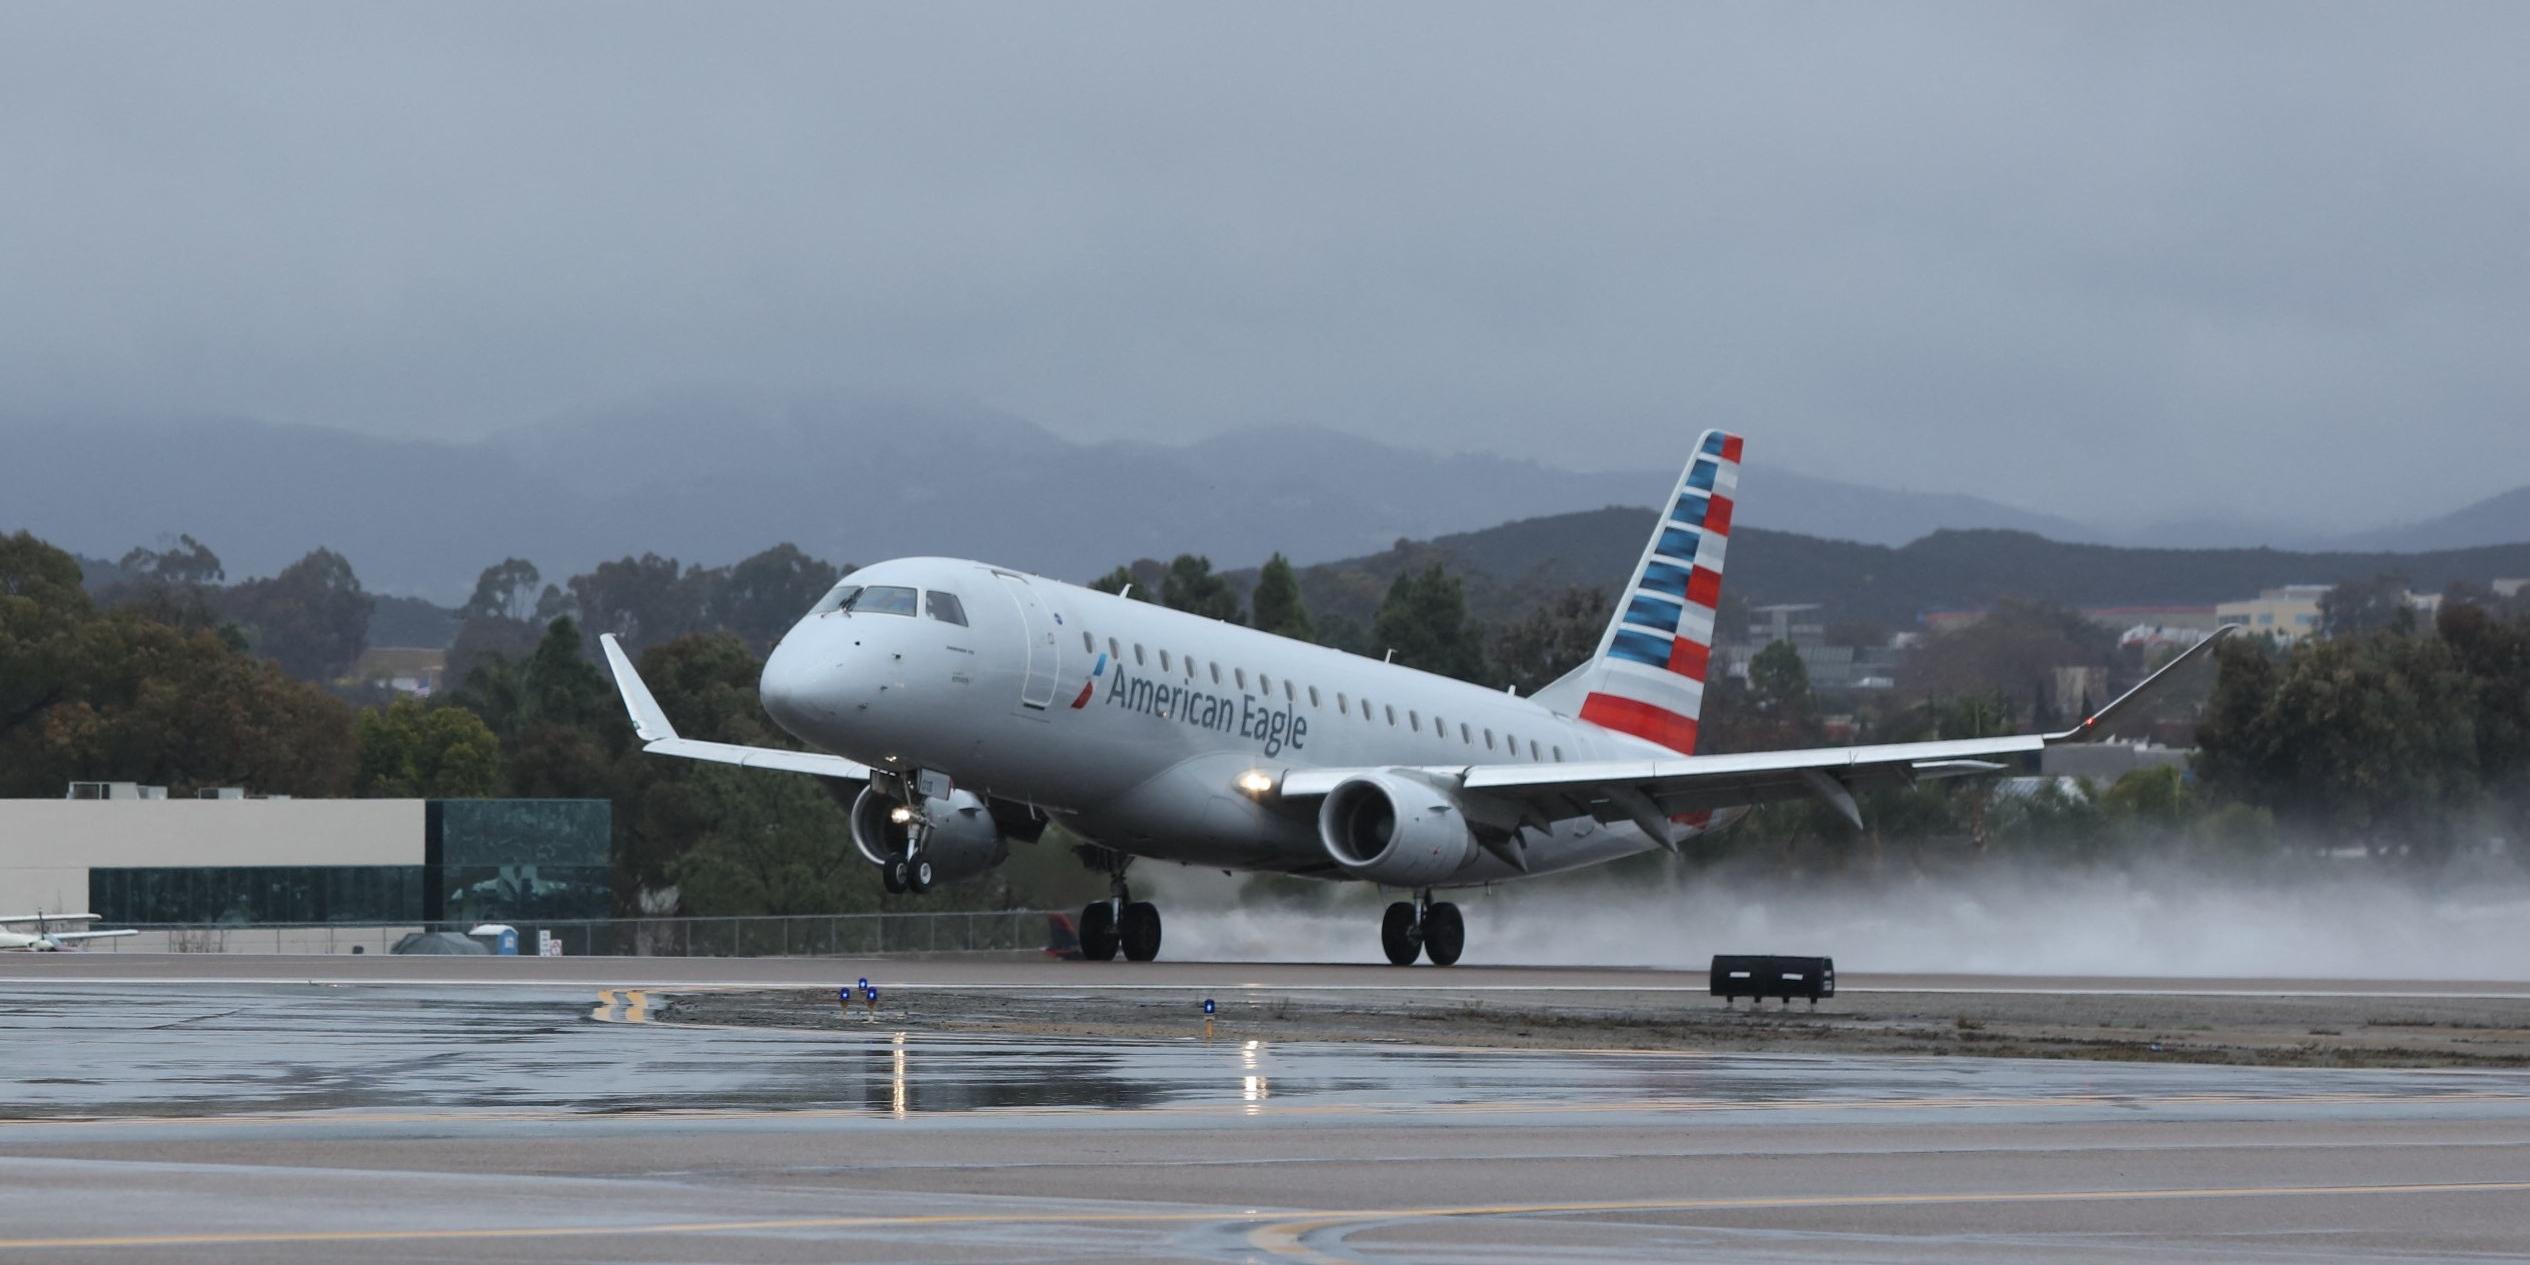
left=1100, top=665, right=1310, bottom=757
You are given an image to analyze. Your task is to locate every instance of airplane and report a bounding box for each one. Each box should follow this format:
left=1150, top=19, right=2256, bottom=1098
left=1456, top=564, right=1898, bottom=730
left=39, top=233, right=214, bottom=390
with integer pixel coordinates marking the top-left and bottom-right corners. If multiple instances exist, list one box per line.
left=601, top=430, right=2230, bottom=965
left=0, top=912, right=139, bottom=952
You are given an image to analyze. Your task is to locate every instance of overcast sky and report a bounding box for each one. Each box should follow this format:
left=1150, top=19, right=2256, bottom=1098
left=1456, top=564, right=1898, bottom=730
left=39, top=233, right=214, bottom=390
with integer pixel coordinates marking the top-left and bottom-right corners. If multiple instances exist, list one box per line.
left=4, top=3, right=2524, bottom=527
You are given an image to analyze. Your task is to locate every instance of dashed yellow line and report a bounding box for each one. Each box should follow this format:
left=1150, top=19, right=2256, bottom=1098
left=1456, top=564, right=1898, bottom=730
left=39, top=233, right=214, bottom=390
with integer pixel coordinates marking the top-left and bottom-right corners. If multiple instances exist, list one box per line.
left=0, top=1180, right=2523, bottom=1252
left=588, top=989, right=649, bottom=1024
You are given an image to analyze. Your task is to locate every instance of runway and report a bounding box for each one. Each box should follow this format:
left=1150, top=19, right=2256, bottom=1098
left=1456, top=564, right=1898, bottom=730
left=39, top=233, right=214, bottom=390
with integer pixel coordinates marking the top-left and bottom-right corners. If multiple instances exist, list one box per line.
left=2, top=971, right=2528, bottom=1261
left=6, top=950, right=2526, bottom=996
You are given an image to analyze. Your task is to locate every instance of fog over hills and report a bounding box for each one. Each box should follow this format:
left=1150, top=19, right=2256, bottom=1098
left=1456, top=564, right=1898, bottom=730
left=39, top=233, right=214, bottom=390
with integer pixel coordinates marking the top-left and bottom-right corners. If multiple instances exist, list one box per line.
left=4, top=400, right=2523, bottom=600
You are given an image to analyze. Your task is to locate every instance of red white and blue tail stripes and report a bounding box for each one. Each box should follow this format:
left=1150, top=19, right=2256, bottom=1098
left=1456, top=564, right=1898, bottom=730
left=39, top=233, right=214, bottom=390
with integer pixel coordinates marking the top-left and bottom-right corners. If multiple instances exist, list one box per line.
left=1576, top=430, right=1741, bottom=755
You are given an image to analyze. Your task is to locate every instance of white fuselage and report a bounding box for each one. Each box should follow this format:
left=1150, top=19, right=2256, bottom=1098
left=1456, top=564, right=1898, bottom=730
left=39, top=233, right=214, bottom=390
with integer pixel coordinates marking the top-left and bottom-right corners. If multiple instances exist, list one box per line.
left=760, top=557, right=1690, bottom=884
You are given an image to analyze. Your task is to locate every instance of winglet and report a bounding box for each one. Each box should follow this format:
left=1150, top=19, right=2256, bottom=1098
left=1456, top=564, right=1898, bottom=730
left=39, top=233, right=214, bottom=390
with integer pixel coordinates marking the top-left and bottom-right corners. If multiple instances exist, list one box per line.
left=2047, top=624, right=2237, bottom=744
left=599, top=633, right=678, bottom=743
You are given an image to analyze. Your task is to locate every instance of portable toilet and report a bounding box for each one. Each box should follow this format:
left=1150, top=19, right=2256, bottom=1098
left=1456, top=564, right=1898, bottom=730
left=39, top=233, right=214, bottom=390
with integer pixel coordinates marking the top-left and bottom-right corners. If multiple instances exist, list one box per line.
left=468, top=923, right=520, bottom=956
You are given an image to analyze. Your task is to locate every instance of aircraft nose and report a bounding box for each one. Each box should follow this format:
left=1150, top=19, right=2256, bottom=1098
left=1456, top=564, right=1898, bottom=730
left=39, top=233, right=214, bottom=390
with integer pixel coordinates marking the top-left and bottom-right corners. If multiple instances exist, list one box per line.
left=760, top=628, right=820, bottom=737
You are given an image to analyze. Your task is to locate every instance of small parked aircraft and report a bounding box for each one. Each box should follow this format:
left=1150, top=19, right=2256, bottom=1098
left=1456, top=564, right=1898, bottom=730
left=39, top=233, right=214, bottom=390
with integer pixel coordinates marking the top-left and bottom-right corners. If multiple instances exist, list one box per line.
left=0, top=912, right=138, bottom=952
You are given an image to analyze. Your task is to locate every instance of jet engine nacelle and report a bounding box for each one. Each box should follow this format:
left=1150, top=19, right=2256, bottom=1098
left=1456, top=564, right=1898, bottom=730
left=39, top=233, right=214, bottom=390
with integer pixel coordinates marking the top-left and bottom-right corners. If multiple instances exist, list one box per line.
left=849, top=785, right=1011, bottom=881
left=1316, top=771, right=1480, bottom=887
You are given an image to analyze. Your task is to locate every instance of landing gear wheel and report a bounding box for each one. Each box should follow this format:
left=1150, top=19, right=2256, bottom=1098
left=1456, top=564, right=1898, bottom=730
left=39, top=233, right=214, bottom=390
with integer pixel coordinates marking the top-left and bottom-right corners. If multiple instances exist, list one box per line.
left=908, top=857, right=936, bottom=894
left=1380, top=902, right=1421, bottom=966
left=883, top=861, right=908, bottom=894
left=1078, top=901, right=1120, bottom=962
left=1119, top=901, right=1163, bottom=962
left=1422, top=902, right=1465, bottom=967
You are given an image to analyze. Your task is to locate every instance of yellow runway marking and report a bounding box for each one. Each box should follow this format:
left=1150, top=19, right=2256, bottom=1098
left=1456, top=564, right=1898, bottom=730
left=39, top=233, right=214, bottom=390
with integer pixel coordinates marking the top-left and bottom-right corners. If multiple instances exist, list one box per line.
left=0, top=1181, right=2523, bottom=1253
left=587, top=989, right=649, bottom=1024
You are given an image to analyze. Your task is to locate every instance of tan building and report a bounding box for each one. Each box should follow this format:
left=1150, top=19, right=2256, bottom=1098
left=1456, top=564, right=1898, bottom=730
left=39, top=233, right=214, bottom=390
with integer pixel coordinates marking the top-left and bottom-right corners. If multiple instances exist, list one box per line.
left=2216, top=585, right=2330, bottom=643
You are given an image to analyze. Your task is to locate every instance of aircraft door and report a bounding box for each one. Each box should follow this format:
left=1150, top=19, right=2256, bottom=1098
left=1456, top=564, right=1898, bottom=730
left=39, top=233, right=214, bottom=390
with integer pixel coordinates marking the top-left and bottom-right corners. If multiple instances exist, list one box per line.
left=993, top=570, right=1060, bottom=710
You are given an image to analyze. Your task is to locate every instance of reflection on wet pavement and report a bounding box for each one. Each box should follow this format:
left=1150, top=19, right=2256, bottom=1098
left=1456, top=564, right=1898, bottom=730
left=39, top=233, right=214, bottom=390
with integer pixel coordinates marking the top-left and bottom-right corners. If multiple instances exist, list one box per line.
left=6, top=983, right=2530, bottom=1125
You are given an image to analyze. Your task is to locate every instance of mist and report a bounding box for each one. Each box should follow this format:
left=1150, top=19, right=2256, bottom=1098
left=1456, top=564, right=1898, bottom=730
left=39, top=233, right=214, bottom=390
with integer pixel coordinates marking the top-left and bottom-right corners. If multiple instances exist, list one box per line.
left=1145, top=857, right=2530, bottom=980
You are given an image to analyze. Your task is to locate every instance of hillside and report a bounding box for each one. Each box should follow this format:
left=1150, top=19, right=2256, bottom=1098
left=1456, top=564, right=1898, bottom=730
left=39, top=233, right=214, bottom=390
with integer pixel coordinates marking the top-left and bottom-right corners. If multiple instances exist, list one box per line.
left=1266, top=509, right=2530, bottom=631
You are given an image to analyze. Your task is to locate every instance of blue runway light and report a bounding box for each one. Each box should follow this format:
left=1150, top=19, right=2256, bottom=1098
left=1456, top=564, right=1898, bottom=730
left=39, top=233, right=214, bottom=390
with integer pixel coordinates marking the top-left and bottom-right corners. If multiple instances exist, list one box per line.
left=1203, top=998, right=1216, bottom=1015
left=859, top=977, right=871, bottom=991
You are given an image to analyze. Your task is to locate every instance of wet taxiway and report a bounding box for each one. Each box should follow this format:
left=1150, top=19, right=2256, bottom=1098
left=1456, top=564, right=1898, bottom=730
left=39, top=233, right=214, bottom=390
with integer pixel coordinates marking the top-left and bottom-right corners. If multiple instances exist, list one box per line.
left=2, top=979, right=2528, bottom=1262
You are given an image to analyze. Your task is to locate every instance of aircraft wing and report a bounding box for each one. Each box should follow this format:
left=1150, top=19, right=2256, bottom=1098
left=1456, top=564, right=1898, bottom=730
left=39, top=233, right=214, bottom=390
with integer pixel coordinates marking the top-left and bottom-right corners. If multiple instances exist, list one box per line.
left=1277, top=626, right=2233, bottom=834
left=600, top=634, right=873, bottom=781
left=44, top=929, right=138, bottom=943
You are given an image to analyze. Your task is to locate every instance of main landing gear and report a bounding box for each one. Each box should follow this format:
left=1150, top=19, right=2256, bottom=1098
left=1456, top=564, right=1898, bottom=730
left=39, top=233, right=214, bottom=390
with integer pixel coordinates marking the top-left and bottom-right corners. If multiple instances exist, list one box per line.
left=1381, top=891, right=1463, bottom=967
left=1078, top=857, right=1162, bottom=963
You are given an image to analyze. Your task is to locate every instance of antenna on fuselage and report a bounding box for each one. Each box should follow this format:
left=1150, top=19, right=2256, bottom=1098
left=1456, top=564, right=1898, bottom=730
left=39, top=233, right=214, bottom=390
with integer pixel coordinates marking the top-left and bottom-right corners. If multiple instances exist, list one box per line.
left=1118, top=584, right=1133, bottom=599
left=1384, top=649, right=1395, bottom=663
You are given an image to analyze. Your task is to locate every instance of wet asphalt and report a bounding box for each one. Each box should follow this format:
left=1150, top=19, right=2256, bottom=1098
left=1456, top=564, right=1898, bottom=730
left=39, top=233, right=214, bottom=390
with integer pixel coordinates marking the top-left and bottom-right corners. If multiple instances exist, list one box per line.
left=1, top=975, right=2527, bottom=1262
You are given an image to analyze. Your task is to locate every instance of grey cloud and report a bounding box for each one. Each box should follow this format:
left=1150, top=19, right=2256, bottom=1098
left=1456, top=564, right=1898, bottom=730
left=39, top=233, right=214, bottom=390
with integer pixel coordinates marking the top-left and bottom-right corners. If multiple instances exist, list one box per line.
left=1, top=2, right=2523, bottom=529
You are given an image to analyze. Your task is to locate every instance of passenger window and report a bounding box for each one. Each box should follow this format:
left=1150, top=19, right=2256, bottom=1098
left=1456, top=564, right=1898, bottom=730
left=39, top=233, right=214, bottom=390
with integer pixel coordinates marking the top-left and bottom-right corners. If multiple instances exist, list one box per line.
left=1408, top=710, right=1421, bottom=733
left=1082, top=631, right=1095, bottom=654
left=1484, top=729, right=1496, bottom=750
left=1259, top=673, right=1273, bottom=696
left=1284, top=679, right=1296, bottom=702
left=1308, top=686, right=1320, bottom=707
left=1552, top=745, right=1564, bottom=762
left=1184, top=654, right=1197, bottom=680
left=1433, top=714, right=1445, bottom=739
left=924, top=591, right=969, bottom=626
left=1337, top=692, right=1349, bottom=713
left=1236, top=668, right=1248, bottom=690
left=1507, top=733, right=1519, bottom=759
left=1530, top=740, right=1542, bottom=761
left=1461, top=723, right=1473, bottom=744
left=1159, top=649, right=1172, bottom=672
left=1210, top=663, right=1223, bottom=686
left=1134, top=644, right=1146, bottom=667
left=1385, top=705, right=1397, bottom=726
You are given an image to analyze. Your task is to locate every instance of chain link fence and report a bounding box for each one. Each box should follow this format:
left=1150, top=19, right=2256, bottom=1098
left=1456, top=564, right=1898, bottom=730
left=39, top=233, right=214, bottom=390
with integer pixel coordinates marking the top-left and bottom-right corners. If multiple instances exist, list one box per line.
left=90, top=910, right=1062, bottom=957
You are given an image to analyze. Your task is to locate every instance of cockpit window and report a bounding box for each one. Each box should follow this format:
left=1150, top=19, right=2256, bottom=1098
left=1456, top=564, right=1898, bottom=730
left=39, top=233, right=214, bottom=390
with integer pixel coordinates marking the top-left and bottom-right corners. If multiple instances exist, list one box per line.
left=811, top=584, right=861, bottom=615
left=925, top=591, right=968, bottom=626
left=842, top=585, right=917, bottom=616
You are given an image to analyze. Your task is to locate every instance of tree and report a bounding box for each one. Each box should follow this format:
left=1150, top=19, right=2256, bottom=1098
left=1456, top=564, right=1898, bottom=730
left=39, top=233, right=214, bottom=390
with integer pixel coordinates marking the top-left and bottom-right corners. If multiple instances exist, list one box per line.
left=2320, top=573, right=2417, bottom=638
left=221, top=548, right=376, bottom=681
left=668, top=765, right=872, bottom=916
left=1488, top=586, right=1609, bottom=695
left=1372, top=564, right=1487, bottom=683
left=105, top=534, right=228, bottom=630
left=2195, top=630, right=2480, bottom=854
left=1250, top=553, right=1314, bottom=642
left=1159, top=554, right=1243, bottom=623
left=569, top=553, right=713, bottom=658
left=354, top=698, right=504, bottom=798
left=118, top=534, right=225, bottom=588
left=1749, top=640, right=1812, bottom=717
left=1090, top=562, right=1159, bottom=601
left=714, top=544, right=844, bottom=656
left=460, top=558, right=544, bottom=624
left=1903, top=597, right=2116, bottom=727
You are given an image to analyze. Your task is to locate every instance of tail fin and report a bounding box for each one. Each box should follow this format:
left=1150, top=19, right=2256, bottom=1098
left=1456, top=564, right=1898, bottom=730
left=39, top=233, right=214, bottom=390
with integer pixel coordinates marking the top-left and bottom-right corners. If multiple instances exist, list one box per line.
left=1571, top=430, right=1742, bottom=754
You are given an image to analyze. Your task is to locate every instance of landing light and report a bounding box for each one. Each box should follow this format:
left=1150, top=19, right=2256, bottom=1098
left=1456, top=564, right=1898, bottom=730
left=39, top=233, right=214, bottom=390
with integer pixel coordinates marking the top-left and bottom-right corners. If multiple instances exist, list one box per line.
left=888, top=805, right=915, bottom=824
left=1235, top=770, right=1275, bottom=796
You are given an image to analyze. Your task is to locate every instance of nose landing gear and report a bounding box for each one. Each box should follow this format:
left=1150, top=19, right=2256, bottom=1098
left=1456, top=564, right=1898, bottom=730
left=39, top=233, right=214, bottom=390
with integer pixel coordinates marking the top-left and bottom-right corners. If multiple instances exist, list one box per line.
left=1381, top=891, right=1463, bottom=966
